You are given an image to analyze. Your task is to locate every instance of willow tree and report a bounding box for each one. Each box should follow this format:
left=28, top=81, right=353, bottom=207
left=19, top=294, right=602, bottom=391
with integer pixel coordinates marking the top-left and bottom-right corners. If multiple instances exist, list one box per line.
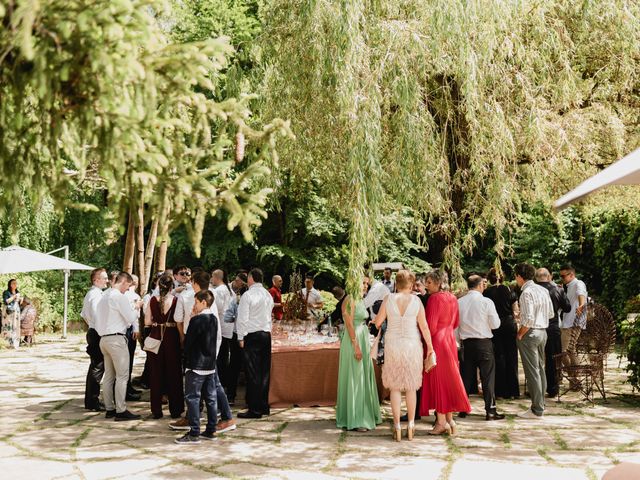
left=0, top=0, right=290, bottom=291
left=259, top=0, right=640, bottom=293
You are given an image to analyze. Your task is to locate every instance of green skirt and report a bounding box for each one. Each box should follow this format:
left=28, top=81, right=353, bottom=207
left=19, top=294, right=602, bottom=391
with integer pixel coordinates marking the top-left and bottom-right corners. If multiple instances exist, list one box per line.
left=335, top=323, right=381, bottom=430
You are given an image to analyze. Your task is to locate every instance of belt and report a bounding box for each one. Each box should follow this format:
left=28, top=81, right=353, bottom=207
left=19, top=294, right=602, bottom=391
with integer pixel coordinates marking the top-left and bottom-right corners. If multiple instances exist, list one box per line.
left=102, top=333, right=125, bottom=337
left=152, top=322, right=177, bottom=327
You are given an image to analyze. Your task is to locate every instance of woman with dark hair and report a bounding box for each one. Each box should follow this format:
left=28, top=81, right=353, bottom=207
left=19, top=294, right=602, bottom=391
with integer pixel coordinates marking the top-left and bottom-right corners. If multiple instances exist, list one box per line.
left=420, top=270, right=471, bottom=435
left=3, top=279, right=21, bottom=348
left=144, top=273, right=184, bottom=419
left=483, top=267, right=519, bottom=399
left=19, top=297, right=37, bottom=346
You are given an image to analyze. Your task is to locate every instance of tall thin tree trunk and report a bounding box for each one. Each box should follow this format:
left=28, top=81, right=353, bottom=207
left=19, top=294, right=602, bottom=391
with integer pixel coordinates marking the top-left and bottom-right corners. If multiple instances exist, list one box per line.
left=135, top=205, right=146, bottom=295
left=122, top=209, right=135, bottom=273
left=142, top=217, right=159, bottom=296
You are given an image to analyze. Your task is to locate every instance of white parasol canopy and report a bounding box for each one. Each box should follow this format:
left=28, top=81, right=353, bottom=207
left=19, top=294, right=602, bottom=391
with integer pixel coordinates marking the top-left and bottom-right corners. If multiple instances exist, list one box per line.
left=0, top=245, right=93, bottom=274
left=554, top=148, right=640, bottom=210
left=0, top=245, right=94, bottom=339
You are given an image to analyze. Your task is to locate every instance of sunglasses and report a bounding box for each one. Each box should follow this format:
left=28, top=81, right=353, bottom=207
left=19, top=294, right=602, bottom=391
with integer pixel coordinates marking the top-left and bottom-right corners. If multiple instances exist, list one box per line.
left=179, top=271, right=191, bottom=276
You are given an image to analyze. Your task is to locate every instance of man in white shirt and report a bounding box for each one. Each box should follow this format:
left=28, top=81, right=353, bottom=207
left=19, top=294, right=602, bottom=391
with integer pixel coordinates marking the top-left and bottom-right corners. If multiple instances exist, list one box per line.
left=382, top=267, right=395, bottom=293
left=81, top=268, right=108, bottom=411
left=300, top=275, right=323, bottom=320
left=211, top=270, right=237, bottom=400
left=362, top=275, right=390, bottom=321
left=515, top=263, right=555, bottom=419
left=458, top=275, right=504, bottom=421
left=123, top=274, right=142, bottom=401
left=95, top=272, right=142, bottom=421
left=559, top=264, right=588, bottom=368
left=237, top=268, right=274, bottom=419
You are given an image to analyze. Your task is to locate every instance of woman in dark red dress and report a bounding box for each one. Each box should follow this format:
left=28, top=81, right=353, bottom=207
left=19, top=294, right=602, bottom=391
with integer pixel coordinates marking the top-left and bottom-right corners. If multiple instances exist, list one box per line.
left=144, top=274, right=184, bottom=419
left=420, top=270, right=471, bottom=435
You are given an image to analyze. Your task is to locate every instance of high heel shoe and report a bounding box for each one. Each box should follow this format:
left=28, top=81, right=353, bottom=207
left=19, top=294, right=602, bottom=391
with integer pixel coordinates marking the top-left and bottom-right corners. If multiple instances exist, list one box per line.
left=407, top=425, right=415, bottom=441
left=392, top=427, right=402, bottom=442
left=448, top=420, right=457, bottom=436
left=428, top=422, right=451, bottom=436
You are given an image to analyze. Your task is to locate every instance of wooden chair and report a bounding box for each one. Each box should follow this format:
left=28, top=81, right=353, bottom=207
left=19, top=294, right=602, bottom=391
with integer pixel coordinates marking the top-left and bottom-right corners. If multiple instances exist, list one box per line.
left=554, top=301, right=616, bottom=403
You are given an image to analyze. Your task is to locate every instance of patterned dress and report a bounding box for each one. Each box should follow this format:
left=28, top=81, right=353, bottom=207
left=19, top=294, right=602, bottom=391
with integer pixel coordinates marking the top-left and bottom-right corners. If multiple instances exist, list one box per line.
left=382, top=294, right=423, bottom=391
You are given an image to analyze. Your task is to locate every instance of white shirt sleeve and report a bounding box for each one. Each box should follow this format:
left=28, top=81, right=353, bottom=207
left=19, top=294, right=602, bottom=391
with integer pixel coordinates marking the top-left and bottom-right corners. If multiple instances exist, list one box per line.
left=114, top=292, right=139, bottom=327
left=174, top=295, right=185, bottom=323
left=236, top=294, right=250, bottom=341
left=486, top=300, right=501, bottom=330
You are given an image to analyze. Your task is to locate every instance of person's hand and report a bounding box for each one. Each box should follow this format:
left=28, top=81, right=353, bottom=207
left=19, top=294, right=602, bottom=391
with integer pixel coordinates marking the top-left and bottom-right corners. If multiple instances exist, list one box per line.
left=239, top=340, right=245, bottom=348
left=576, top=304, right=584, bottom=316
left=354, top=344, right=362, bottom=361
left=133, top=332, right=141, bottom=341
left=175, top=286, right=186, bottom=294
left=135, top=300, right=144, bottom=309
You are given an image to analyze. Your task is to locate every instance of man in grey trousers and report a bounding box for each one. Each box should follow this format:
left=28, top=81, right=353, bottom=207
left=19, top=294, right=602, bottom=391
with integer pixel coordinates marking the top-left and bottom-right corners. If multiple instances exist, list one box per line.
left=514, top=263, right=554, bottom=419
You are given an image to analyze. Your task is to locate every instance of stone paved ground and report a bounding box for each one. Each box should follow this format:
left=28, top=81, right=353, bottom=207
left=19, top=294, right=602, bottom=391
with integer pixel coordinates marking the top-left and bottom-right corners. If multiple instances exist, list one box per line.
left=1, top=334, right=640, bottom=480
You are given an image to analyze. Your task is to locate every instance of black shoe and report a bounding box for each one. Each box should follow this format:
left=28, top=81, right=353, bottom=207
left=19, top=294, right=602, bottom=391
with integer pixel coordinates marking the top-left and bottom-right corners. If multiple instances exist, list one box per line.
left=237, top=410, right=262, bottom=419
left=126, top=392, right=141, bottom=401
left=105, top=410, right=116, bottom=419
left=457, top=412, right=467, bottom=419
left=175, top=433, right=201, bottom=444
left=200, top=431, right=216, bottom=440
left=115, top=410, right=141, bottom=421
left=86, top=403, right=105, bottom=412
left=127, top=387, right=141, bottom=395
left=399, top=413, right=421, bottom=422
left=485, top=412, right=506, bottom=421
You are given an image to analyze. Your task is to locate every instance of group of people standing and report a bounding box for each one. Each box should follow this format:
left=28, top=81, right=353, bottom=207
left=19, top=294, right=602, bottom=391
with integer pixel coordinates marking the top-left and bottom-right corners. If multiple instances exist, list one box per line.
left=2, top=279, right=37, bottom=348
left=81, top=265, right=276, bottom=443
left=335, top=263, right=588, bottom=440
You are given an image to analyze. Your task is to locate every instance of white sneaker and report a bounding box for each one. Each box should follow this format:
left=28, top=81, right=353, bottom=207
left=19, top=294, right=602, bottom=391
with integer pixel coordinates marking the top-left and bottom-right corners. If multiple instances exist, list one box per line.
left=518, top=409, right=543, bottom=419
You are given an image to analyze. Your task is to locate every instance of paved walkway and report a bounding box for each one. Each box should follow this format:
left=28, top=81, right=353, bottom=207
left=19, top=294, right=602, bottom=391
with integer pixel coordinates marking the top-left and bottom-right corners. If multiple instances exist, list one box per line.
left=1, top=334, right=639, bottom=479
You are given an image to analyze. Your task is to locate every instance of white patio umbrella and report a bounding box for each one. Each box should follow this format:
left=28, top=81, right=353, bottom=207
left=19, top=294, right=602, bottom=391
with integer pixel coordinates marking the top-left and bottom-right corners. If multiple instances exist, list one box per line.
left=0, top=245, right=94, bottom=338
left=554, top=148, right=640, bottom=210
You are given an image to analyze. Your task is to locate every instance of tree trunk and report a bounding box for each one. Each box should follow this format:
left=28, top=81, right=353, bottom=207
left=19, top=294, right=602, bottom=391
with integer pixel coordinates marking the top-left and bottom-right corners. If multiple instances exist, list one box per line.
left=122, top=209, right=135, bottom=273
left=135, top=205, right=146, bottom=295
left=142, top=217, right=159, bottom=296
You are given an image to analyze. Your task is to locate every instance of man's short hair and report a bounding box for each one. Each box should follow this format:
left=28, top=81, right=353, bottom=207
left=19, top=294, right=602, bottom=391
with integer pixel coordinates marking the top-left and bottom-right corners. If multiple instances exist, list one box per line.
left=249, top=268, right=264, bottom=284
left=331, top=286, right=345, bottom=297
left=535, top=268, right=551, bottom=282
left=559, top=263, right=575, bottom=273
left=172, top=265, right=189, bottom=275
left=109, top=270, right=120, bottom=284
left=384, top=267, right=392, bottom=272
left=192, top=271, right=211, bottom=291
left=467, top=274, right=485, bottom=290
left=90, top=268, right=106, bottom=284
left=115, top=271, right=134, bottom=285
left=514, top=263, right=536, bottom=281
left=305, top=274, right=315, bottom=281
left=195, top=289, right=214, bottom=307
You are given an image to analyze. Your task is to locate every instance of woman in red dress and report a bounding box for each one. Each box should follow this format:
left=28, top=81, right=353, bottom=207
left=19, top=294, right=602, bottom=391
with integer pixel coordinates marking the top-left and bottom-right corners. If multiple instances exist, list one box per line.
left=420, top=270, right=471, bottom=435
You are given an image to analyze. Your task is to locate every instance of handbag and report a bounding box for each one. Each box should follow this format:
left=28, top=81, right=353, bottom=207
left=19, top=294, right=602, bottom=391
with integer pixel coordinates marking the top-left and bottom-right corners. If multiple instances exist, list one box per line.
left=370, top=329, right=381, bottom=360
left=143, top=324, right=165, bottom=354
left=424, top=350, right=437, bottom=373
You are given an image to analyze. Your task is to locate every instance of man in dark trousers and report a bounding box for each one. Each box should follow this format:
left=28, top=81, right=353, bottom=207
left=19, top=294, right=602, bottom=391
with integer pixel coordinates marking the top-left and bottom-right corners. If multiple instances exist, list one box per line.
left=535, top=268, right=571, bottom=397
left=81, top=268, right=108, bottom=411
left=175, top=289, right=218, bottom=444
left=458, top=275, right=505, bottom=421
left=236, top=268, right=274, bottom=419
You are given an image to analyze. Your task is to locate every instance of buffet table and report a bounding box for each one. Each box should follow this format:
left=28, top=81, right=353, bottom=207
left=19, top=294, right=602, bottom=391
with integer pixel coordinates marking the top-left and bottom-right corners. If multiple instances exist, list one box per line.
left=268, top=338, right=385, bottom=408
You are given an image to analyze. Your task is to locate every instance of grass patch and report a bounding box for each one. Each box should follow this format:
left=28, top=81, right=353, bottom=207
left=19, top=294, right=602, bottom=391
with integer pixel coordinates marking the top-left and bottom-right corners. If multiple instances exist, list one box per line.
left=271, top=421, right=289, bottom=434
left=38, top=398, right=72, bottom=421
left=71, top=427, right=92, bottom=449
left=499, top=430, right=511, bottom=448
left=585, top=467, right=598, bottom=480
left=536, top=447, right=554, bottom=464
left=551, top=430, right=568, bottom=450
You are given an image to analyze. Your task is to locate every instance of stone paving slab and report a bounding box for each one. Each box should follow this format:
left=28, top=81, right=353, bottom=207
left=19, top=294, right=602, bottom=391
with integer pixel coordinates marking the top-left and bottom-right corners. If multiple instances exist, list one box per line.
left=2, top=334, right=640, bottom=479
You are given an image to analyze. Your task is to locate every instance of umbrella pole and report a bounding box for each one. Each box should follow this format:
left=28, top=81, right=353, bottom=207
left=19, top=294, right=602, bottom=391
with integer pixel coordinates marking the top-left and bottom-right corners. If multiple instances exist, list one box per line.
left=63, top=247, right=69, bottom=339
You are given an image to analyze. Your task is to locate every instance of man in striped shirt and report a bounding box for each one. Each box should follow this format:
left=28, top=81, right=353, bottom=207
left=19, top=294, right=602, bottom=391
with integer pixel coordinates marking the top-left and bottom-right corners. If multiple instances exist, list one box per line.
left=515, top=263, right=555, bottom=419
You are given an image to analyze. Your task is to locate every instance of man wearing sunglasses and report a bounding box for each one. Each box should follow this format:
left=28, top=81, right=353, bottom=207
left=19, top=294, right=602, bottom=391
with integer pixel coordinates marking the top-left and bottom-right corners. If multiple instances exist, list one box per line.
left=558, top=264, right=588, bottom=373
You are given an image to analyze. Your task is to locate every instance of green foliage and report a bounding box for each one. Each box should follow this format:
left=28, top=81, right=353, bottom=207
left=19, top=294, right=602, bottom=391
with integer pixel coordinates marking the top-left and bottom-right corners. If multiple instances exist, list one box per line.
left=258, top=0, right=640, bottom=295
left=0, top=0, right=290, bottom=256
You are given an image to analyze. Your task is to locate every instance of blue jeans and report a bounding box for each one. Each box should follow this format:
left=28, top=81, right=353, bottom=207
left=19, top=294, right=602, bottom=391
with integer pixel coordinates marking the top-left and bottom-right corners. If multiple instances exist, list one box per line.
left=185, top=370, right=217, bottom=436
left=215, top=371, right=233, bottom=421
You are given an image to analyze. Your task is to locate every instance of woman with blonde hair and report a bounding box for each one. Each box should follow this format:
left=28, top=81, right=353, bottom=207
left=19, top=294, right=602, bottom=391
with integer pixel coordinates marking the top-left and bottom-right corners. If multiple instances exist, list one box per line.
left=420, top=269, right=471, bottom=435
left=372, top=270, right=435, bottom=441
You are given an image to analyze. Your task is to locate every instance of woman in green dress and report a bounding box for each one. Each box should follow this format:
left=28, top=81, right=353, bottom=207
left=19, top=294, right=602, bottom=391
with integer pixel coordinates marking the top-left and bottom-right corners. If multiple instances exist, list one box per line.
left=336, top=295, right=381, bottom=431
